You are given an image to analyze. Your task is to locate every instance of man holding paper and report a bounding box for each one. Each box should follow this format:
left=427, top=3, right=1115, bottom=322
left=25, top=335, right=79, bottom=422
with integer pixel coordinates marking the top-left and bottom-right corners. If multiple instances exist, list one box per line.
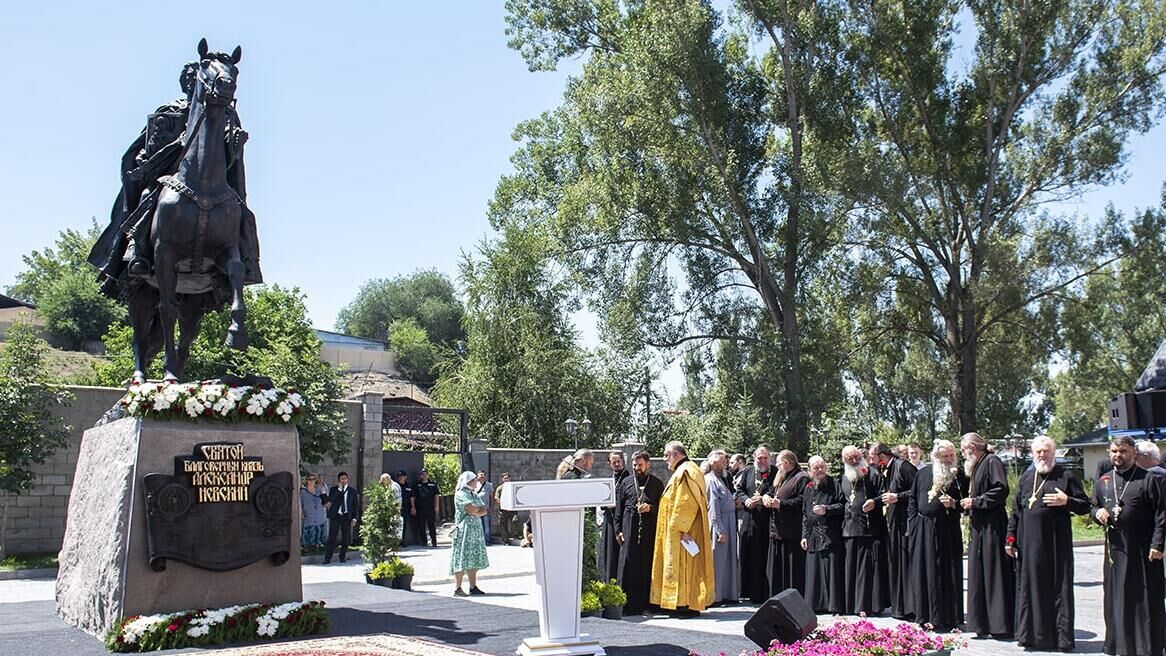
left=650, top=441, right=715, bottom=617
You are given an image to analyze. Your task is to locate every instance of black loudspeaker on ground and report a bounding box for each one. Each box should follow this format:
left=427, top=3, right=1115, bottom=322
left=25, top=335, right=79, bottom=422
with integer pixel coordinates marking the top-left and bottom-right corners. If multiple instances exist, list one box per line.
left=744, top=589, right=818, bottom=649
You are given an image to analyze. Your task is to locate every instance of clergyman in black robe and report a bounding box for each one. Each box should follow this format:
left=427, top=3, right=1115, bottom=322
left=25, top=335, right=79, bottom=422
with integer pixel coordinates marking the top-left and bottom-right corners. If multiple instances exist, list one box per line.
left=1006, top=436, right=1090, bottom=652
left=735, top=447, right=779, bottom=603
left=908, top=440, right=968, bottom=632
left=958, top=433, right=1015, bottom=638
left=768, top=449, right=809, bottom=597
left=870, top=442, right=917, bottom=619
left=1091, top=436, right=1166, bottom=656
left=839, top=445, right=888, bottom=615
left=617, top=451, right=665, bottom=615
left=801, top=456, right=846, bottom=614
left=599, top=451, right=630, bottom=582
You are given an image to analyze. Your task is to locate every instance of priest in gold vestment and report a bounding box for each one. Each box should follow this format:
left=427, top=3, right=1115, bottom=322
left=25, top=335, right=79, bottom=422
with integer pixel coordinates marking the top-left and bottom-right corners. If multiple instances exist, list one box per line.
left=650, top=441, right=715, bottom=617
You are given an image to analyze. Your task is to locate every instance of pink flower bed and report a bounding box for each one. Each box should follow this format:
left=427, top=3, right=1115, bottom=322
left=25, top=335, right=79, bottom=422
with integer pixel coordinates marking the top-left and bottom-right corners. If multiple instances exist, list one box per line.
left=692, top=618, right=965, bottom=656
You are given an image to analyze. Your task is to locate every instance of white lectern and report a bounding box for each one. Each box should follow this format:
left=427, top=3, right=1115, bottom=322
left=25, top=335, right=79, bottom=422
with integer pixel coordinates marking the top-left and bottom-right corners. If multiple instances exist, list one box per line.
left=498, top=478, right=616, bottom=656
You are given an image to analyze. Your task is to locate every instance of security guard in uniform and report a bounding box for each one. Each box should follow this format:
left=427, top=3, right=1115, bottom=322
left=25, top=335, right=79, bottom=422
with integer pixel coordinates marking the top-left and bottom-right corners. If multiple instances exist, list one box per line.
left=396, top=470, right=414, bottom=546
left=412, top=469, right=440, bottom=547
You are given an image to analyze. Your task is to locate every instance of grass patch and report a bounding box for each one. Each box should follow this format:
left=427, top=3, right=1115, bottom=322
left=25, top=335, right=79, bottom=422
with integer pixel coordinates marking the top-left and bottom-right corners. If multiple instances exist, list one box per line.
left=1073, top=514, right=1105, bottom=542
left=0, top=551, right=58, bottom=571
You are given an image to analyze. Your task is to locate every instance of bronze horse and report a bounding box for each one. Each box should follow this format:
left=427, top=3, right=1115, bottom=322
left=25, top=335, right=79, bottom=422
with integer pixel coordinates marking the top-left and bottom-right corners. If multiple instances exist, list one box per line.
left=126, top=39, right=251, bottom=384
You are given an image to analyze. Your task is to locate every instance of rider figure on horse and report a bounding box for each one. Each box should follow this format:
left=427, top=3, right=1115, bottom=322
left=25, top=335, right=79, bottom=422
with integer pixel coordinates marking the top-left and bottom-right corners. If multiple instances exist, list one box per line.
left=89, top=61, right=260, bottom=299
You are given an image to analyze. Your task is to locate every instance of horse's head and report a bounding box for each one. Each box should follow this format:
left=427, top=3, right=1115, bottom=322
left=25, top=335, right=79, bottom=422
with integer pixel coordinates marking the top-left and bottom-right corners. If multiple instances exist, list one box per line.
left=194, top=38, right=242, bottom=106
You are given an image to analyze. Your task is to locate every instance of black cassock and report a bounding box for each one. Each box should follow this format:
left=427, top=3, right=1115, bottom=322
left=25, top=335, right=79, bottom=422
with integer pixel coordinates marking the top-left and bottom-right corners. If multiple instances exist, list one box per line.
left=878, top=455, right=917, bottom=619
left=839, top=468, right=888, bottom=615
left=965, top=453, right=1015, bottom=637
left=1092, top=465, right=1166, bottom=656
left=599, top=468, right=630, bottom=582
left=736, top=464, right=779, bottom=602
left=908, top=464, right=967, bottom=631
left=802, top=476, right=846, bottom=614
left=616, top=471, right=664, bottom=615
left=1008, top=464, right=1089, bottom=651
left=768, top=470, right=809, bottom=597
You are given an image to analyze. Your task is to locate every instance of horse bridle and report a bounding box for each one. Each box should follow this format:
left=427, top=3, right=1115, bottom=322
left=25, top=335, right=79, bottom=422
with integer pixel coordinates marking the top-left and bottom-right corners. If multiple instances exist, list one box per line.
left=198, top=60, right=236, bottom=107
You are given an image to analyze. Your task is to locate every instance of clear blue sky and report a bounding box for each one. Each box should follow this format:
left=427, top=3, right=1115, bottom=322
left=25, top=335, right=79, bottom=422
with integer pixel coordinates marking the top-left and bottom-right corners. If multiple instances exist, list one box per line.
left=0, top=2, right=574, bottom=331
left=1, top=3, right=1163, bottom=401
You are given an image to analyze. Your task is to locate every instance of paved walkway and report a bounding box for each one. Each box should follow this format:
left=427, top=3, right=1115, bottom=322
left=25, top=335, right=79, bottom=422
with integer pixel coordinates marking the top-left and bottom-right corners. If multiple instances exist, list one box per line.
left=0, top=544, right=1107, bottom=655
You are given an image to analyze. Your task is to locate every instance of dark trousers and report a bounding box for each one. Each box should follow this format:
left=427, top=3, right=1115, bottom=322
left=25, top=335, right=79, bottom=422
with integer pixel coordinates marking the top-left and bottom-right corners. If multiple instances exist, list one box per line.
left=400, top=511, right=412, bottom=546
left=414, top=510, right=437, bottom=546
left=324, top=514, right=353, bottom=561
left=498, top=509, right=518, bottom=543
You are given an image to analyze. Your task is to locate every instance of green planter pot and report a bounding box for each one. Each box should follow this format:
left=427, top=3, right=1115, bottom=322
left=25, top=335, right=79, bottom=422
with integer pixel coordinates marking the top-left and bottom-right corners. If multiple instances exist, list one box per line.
left=601, top=605, right=623, bottom=620
left=364, top=574, right=392, bottom=587
left=392, top=574, right=414, bottom=590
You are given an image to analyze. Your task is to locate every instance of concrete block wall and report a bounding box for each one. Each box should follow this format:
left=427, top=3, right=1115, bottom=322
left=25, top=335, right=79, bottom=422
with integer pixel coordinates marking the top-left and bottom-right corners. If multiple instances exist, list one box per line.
left=1, top=386, right=124, bottom=555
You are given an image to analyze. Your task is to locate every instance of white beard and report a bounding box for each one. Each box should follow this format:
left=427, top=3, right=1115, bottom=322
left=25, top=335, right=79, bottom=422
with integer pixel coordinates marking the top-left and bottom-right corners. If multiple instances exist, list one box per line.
left=1034, top=458, right=1054, bottom=475
left=932, top=462, right=957, bottom=492
left=964, top=453, right=979, bottom=478
left=843, top=458, right=868, bottom=483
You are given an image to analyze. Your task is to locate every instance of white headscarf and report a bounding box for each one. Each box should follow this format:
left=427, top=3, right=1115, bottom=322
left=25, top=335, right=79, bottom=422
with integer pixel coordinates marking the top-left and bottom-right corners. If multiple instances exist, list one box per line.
left=455, top=471, right=477, bottom=492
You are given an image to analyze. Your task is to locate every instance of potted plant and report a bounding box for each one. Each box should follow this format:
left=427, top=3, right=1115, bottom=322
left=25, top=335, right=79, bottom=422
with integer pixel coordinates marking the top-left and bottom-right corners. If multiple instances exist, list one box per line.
left=365, top=560, right=395, bottom=587
left=599, top=579, right=627, bottom=620
left=390, top=558, right=415, bottom=590
left=359, top=481, right=403, bottom=566
left=580, top=591, right=602, bottom=618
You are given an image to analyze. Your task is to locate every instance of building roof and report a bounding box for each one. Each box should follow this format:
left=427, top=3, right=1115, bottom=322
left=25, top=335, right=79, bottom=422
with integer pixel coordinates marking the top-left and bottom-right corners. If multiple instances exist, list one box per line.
left=314, top=329, right=386, bottom=351
left=341, top=370, right=433, bottom=406
left=0, top=294, right=35, bottom=310
left=1062, top=427, right=1109, bottom=447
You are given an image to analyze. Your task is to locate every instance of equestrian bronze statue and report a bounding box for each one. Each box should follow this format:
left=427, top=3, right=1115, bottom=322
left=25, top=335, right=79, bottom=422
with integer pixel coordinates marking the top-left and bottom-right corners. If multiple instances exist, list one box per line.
left=89, top=38, right=262, bottom=384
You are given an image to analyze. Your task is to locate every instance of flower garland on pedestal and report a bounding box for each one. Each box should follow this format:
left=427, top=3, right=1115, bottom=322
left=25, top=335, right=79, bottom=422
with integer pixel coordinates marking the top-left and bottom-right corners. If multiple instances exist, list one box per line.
left=117, top=381, right=305, bottom=425
left=105, top=600, right=328, bottom=652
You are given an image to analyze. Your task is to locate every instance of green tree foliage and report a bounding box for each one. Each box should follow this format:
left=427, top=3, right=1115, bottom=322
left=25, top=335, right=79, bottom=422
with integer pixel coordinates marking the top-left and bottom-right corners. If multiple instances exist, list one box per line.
left=0, top=322, right=73, bottom=559
left=1050, top=200, right=1166, bottom=439
left=388, top=319, right=440, bottom=385
left=434, top=226, right=638, bottom=449
left=6, top=224, right=124, bottom=349
left=499, top=0, right=863, bottom=455
left=847, top=0, right=1166, bottom=434
left=335, top=270, right=466, bottom=347
left=359, top=481, right=402, bottom=565
left=88, top=286, right=351, bottom=466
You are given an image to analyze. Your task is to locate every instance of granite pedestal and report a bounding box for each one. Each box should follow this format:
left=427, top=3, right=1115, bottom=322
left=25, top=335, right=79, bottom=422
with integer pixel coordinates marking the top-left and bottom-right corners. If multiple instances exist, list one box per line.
left=55, top=418, right=302, bottom=636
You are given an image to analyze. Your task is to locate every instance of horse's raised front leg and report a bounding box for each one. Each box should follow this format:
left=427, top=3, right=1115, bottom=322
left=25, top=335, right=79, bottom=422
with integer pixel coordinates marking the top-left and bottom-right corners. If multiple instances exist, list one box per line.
left=153, top=243, right=182, bottom=382
left=223, top=245, right=248, bottom=351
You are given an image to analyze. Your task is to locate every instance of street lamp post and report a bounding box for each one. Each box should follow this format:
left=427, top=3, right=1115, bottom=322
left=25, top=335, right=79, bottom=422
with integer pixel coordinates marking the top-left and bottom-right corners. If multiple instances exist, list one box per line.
left=564, top=417, right=592, bottom=451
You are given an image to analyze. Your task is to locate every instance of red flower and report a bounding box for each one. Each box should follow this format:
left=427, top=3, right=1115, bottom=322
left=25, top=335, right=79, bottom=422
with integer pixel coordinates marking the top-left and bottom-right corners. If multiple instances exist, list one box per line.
left=116, top=636, right=125, bottom=644
left=203, top=408, right=212, bottom=416
left=860, top=467, right=869, bottom=476
left=1101, top=475, right=1111, bottom=482
left=228, top=619, right=237, bottom=627
left=760, top=472, right=769, bottom=480
left=167, top=623, right=179, bottom=632
left=1006, top=535, right=1016, bottom=545
left=805, top=481, right=815, bottom=488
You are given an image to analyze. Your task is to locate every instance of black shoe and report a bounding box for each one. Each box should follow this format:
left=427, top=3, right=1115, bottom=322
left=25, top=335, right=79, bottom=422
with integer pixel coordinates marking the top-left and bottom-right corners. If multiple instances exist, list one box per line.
left=470, top=586, right=485, bottom=595
left=322, top=559, right=331, bottom=564
left=339, top=556, right=347, bottom=562
left=454, top=588, right=468, bottom=597
left=127, top=258, right=151, bottom=277
left=673, top=607, right=700, bottom=619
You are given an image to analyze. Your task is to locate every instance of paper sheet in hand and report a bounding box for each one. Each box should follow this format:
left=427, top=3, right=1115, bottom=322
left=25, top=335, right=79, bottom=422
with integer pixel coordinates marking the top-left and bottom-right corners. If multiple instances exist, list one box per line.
left=680, top=536, right=700, bottom=557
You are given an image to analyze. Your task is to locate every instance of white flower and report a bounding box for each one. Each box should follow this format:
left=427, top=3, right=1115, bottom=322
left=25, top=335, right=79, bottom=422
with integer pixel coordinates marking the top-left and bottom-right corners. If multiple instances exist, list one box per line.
left=255, top=601, right=307, bottom=638
left=122, top=613, right=171, bottom=644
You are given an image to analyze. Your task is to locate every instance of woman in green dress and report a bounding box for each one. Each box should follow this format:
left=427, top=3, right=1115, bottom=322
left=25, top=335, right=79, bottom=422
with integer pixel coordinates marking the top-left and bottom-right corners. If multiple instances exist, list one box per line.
left=449, top=470, right=490, bottom=596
